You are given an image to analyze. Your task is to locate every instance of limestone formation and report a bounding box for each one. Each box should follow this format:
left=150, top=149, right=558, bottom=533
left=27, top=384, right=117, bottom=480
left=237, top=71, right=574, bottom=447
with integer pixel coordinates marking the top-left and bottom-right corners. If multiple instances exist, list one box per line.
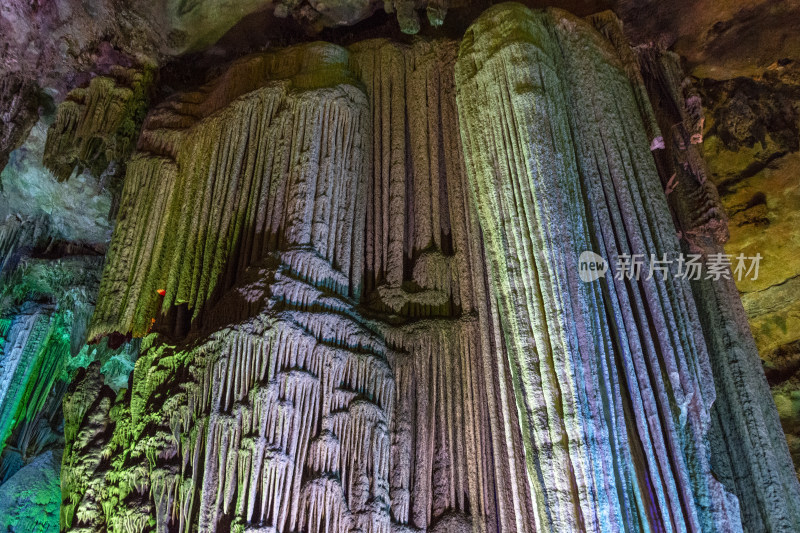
left=697, top=65, right=800, bottom=477
left=632, top=45, right=800, bottom=532
left=0, top=449, right=62, bottom=532
left=69, top=36, right=507, bottom=533
left=456, top=6, right=745, bottom=531
left=43, top=67, right=153, bottom=183
left=0, top=3, right=795, bottom=533
left=0, top=210, right=136, bottom=497
left=0, top=228, right=103, bottom=465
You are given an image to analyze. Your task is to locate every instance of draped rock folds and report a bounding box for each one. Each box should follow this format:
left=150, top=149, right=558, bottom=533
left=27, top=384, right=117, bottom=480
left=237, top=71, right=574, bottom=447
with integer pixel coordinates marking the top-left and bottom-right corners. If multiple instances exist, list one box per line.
left=456, top=5, right=739, bottom=531
left=88, top=43, right=368, bottom=340
left=633, top=44, right=800, bottom=533
left=71, top=39, right=499, bottom=533
left=63, top=3, right=800, bottom=533
left=43, top=66, right=153, bottom=182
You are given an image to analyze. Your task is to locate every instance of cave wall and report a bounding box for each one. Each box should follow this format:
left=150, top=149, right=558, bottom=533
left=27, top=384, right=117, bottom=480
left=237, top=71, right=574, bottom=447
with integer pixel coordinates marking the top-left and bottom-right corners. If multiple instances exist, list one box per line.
left=62, top=35, right=511, bottom=533
left=0, top=62, right=142, bottom=533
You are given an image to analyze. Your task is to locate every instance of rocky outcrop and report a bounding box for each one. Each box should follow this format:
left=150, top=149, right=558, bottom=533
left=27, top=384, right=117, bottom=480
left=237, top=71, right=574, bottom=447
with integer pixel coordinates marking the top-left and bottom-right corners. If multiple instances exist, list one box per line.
left=0, top=0, right=798, bottom=531
left=3, top=0, right=798, bottom=111
left=87, top=43, right=368, bottom=340
left=0, top=222, right=132, bottom=484
left=67, top=37, right=504, bottom=533
left=0, top=173, right=135, bottom=527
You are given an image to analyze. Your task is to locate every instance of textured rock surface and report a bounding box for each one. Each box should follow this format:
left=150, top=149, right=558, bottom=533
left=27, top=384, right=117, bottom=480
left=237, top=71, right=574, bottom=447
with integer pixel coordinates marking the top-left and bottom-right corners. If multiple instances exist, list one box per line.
left=2, top=0, right=798, bottom=123
left=1, top=0, right=800, bottom=532
left=0, top=220, right=136, bottom=481
left=50, top=4, right=800, bottom=533
left=634, top=42, right=800, bottom=530
left=0, top=83, right=137, bottom=531
left=700, top=63, right=800, bottom=478
left=88, top=42, right=368, bottom=340
left=0, top=449, right=63, bottom=533
left=0, top=74, right=41, bottom=174
left=1, top=116, right=115, bottom=244
left=67, top=37, right=505, bottom=533
left=455, top=6, right=784, bottom=531
left=43, top=66, right=153, bottom=183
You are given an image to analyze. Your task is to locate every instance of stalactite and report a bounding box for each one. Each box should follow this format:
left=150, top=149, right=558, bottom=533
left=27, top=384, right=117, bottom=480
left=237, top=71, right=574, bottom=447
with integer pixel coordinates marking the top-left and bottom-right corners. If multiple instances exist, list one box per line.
left=67, top=268, right=394, bottom=532
left=58, top=4, right=800, bottom=533
left=43, top=66, right=153, bottom=182
left=635, top=43, right=800, bottom=533
left=456, top=5, right=742, bottom=531
left=60, top=362, right=116, bottom=531
left=0, top=304, right=57, bottom=453
left=586, top=35, right=799, bottom=531
left=89, top=43, right=367, bottom=340
left=0, top=254, right=105, bottom=472
left=586, top=12, right=664, bottom=150
left=350, top=38, right=505, bottom=532
left=634, top=45, right=729, bottom=245
left=67, top=35, right=506, bottom=533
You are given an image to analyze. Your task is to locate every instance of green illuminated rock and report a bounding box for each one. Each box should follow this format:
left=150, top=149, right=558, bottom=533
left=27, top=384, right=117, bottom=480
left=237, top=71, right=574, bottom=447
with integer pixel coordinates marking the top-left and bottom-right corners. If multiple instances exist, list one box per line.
left=0, top=449, right=62, bottom=533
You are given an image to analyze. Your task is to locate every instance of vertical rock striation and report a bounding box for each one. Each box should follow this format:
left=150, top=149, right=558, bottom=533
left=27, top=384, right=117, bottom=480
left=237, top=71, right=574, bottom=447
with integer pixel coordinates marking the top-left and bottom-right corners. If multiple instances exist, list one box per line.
left=635, top=43, right=800, bottom=532
left=456, top=4, right=768, bottom=532
left=57, top=4, right=800, bottom=533
left=0, top=249, right=105, bottom=477
left=43, top=67, right=153, bottom=183
left=0, top=73, right=40, bottom=176
left=88, top=43, right=367, bottom=341
left=69, top=37, right=510, bottom=533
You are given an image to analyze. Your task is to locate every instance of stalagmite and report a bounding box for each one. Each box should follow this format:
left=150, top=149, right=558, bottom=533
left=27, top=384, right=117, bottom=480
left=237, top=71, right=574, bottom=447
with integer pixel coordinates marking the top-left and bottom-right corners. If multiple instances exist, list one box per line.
left=56, top=4, right=800, bottom=533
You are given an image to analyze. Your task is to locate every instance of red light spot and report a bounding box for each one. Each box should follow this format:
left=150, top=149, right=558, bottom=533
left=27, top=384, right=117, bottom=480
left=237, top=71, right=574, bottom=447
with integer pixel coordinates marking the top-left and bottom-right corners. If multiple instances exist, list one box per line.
left=156, top=289, right=166, bottom=296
